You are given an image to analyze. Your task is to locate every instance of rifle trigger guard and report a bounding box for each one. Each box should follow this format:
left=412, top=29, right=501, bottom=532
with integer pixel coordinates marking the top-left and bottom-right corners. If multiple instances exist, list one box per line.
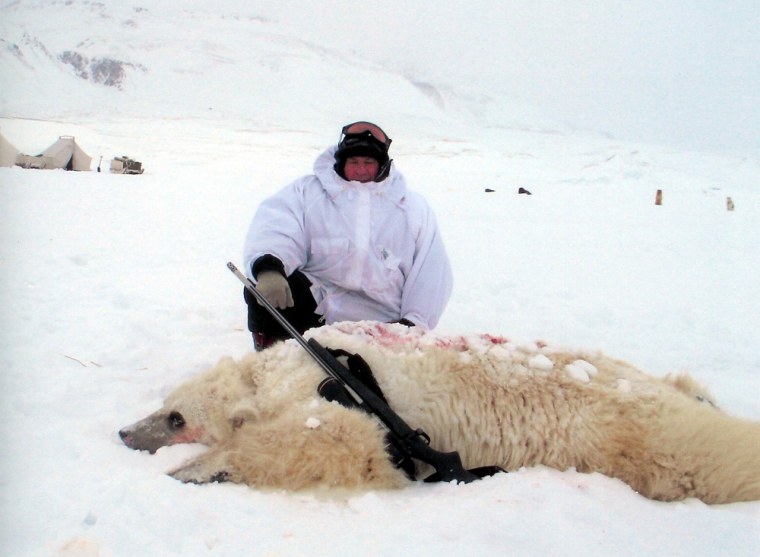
left=409, top=428, right=430, bottom=445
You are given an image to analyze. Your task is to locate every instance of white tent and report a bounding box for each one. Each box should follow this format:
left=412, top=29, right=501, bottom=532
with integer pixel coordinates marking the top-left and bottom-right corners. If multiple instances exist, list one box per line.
left=0, top=129, right=21, bottom=167
left=16, top=135, right=92, bottom=171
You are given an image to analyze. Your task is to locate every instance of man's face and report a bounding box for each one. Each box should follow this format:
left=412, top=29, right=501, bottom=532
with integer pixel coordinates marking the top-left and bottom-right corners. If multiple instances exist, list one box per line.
left=343, top=156, right=380, bottom=183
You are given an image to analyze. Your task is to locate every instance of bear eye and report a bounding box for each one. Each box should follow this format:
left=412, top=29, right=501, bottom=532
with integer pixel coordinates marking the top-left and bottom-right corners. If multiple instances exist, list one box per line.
left=168, top=411, right=185, bottom=430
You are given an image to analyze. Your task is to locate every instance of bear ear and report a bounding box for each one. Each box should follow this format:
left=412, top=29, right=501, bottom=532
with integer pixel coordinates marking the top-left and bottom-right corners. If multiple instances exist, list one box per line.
left=227, top=396, right=259, bottom=430
left=665, top=373, right=719, bottom=409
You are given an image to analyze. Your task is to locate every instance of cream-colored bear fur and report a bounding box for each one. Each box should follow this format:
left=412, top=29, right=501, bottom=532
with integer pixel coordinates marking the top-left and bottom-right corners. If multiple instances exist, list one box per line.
left=120, top=322, right=760, bottom=503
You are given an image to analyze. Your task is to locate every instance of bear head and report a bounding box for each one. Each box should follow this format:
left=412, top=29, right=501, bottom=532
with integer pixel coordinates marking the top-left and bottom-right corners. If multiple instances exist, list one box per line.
left=119, top=355, right=262, bottom=453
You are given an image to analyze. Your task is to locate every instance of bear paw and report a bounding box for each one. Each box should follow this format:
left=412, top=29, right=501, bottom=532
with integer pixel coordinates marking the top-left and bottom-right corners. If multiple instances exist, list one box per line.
left=169, top=460, right=230, bottom=485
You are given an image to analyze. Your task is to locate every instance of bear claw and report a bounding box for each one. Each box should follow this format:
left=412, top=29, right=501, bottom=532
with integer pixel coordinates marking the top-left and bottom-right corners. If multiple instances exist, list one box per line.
left=210, top=471, right=230, bottom=483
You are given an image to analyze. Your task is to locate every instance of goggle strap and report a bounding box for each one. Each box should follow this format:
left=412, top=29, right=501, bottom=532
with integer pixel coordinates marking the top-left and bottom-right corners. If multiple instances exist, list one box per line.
left=375, top=158, right=393, bottom=182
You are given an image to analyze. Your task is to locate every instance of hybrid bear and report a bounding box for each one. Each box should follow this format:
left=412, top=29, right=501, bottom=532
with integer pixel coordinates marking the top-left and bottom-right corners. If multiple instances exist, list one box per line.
left=120, top=322, right=760, bottom=503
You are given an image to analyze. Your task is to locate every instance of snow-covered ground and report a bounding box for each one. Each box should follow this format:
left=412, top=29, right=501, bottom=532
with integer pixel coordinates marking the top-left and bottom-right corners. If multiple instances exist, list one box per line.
left=1, top=2, right=759, bottom=556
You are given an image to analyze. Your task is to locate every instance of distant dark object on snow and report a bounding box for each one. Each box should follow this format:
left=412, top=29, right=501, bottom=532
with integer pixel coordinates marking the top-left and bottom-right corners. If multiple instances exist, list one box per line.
left=111, top=156, right=144, bottom=175
left=485, top=188, right=495, bottom=193
left=518, top=187, right=532, bottom=195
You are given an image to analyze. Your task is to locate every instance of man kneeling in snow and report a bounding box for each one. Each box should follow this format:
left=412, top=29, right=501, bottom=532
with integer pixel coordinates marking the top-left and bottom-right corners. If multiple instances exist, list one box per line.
left=240, top=121, right=452, bottom=350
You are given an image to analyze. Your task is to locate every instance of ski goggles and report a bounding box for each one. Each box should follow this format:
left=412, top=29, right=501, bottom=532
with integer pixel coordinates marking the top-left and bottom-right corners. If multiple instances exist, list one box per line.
left=339, top=121, right=392, bottom=149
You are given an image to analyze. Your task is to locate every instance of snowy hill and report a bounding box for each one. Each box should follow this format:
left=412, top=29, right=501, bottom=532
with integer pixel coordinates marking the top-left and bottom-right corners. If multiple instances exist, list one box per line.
left=1, top=2, right=759, bottom=556
left=1, top=1, right=523, bottom=132
left=3, top=0, right=758, bottom=154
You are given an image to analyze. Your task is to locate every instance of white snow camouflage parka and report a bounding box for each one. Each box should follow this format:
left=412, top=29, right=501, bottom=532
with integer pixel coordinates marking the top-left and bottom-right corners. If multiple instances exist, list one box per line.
left=243, top=147, right=453, bottom=329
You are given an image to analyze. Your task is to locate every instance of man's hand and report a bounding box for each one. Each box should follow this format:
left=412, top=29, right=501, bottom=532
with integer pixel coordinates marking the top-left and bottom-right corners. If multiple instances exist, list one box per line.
left=255, top=271, right=294, bottom=309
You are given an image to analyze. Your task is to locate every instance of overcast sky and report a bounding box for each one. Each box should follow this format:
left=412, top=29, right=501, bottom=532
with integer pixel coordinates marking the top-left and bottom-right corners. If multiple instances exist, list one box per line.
left=264, top=1, right=759, bottom=155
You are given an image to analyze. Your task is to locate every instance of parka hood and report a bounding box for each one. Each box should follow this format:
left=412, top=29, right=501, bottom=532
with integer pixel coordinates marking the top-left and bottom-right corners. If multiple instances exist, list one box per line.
left=313, top=147, right=407, bottom=207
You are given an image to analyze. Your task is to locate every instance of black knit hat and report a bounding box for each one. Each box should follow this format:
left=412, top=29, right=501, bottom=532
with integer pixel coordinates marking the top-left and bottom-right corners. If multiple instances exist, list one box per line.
left=334, top=122, right=392, bottom=181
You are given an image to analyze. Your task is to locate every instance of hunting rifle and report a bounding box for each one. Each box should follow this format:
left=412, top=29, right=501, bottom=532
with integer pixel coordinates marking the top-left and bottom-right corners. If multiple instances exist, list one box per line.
left=227, top=261, right=502, bottom=483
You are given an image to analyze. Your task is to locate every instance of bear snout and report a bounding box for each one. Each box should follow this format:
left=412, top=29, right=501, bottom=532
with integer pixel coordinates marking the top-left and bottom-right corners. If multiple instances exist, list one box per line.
left=118, top=428, right=142, bottom=451
left=119, top=412, right=180, bottom=454
left=118, top=424, right=160, bottom=453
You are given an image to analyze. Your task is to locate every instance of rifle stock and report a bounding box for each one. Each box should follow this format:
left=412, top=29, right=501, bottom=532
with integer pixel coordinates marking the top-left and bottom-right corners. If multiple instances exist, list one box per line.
left=306, top=338, right=479, bottom=483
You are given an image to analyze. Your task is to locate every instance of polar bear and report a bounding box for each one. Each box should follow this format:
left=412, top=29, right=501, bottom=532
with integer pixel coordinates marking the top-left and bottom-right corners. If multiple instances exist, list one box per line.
left=119, top=322, right=760, bottom=503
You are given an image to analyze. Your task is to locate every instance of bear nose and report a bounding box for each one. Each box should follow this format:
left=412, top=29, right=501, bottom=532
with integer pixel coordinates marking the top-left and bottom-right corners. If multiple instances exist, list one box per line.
left=119, top=429, right=133, bottom=447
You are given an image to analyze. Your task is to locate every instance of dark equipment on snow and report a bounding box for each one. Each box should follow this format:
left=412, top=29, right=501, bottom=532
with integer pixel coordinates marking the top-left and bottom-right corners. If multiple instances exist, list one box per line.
left=111, top=155, right=144, bottom=175
left=227, top=261, right=503, bottom=484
